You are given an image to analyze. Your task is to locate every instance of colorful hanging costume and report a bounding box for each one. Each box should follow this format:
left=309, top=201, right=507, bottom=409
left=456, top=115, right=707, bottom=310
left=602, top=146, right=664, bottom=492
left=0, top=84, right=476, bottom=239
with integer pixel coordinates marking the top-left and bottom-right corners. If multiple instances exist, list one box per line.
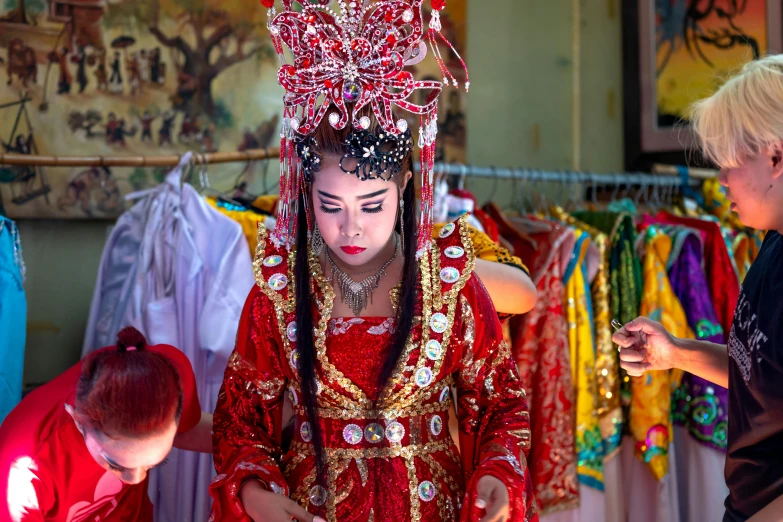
left=509, top=219, right=579, bottom=514
left=209, top=216, right=537, bottom=521
left=633, top=226, right=692, bottom=480
left=563, top=229, right=604, bottom=490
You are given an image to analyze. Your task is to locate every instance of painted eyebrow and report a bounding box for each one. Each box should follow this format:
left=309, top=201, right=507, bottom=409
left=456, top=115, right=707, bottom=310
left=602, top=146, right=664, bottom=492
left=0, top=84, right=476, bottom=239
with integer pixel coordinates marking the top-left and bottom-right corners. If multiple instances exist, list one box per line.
left=102, top=455, right=129, bottom=471
left=103, top=452, right=170, bottom=470
left=317, top=189, right=389, bottom=202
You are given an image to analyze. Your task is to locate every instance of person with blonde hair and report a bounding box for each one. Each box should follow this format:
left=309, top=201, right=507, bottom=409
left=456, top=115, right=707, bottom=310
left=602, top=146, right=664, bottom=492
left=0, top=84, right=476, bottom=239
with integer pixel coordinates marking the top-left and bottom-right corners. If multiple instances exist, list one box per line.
left=613, top=54, right=783, bottom=522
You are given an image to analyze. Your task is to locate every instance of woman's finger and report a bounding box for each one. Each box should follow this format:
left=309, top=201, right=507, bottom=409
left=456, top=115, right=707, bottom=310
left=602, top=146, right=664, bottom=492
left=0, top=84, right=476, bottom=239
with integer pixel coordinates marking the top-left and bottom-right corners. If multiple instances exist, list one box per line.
left=285, top=500, right=322, bottom=522
left=479, top=499, right=509, bottom=522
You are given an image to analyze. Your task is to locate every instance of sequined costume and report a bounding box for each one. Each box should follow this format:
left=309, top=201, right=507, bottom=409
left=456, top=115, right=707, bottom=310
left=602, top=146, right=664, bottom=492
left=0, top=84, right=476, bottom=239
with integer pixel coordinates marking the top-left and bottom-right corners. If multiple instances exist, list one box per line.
left=209, top=216, right=537, bottom=522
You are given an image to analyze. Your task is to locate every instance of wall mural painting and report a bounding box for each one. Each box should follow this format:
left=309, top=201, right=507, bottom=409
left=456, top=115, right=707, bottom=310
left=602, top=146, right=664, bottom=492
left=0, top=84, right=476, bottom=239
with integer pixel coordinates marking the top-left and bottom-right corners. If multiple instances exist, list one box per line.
left=0, top=0, right=467, bottom=219
left=622, top=0, right=782, bottom=170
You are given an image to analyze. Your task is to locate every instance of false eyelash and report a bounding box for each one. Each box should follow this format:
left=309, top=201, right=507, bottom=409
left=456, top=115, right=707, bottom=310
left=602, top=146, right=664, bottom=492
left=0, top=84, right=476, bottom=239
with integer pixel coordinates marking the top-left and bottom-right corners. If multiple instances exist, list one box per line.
left=362, top=205, right=384, bottom=214
left=319, top=204, right=340, bottom=214
left=107, top=463, right=124, bottom=472
left=154, top=457, right=170, bottom=469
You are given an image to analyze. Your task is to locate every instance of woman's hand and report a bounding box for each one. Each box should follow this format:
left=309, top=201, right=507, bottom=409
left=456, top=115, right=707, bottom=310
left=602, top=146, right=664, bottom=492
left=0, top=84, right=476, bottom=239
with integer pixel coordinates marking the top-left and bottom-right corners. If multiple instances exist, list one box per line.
left=475, top=475, right=510, bottom=522
left=240, top=480, right=324, bottom=522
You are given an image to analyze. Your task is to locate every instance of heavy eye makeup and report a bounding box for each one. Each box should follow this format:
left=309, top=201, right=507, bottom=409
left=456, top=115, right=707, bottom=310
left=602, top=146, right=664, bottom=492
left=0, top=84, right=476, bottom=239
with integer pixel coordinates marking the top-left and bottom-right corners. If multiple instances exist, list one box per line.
left=318, top=199, right=386, bottom=214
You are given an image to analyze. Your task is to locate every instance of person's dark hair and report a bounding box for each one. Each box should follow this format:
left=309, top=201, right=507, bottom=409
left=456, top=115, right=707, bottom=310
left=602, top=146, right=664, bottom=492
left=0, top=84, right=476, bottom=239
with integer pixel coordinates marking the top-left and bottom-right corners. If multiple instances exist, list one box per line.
left=75, top=327, right=183, bottom=438
left=294, top=111, right=417, bottom=487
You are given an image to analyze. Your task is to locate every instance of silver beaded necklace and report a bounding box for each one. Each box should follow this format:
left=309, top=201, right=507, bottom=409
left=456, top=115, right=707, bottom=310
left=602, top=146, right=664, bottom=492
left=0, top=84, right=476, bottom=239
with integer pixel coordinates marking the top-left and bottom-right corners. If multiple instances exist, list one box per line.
left=325, top=235, right=399, bottom=316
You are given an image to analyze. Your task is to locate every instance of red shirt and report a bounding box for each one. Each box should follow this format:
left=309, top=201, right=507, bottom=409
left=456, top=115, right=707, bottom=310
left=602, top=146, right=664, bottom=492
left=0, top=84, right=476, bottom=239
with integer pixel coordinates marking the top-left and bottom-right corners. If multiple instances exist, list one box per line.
left=0, top=346, right=200, bottom=522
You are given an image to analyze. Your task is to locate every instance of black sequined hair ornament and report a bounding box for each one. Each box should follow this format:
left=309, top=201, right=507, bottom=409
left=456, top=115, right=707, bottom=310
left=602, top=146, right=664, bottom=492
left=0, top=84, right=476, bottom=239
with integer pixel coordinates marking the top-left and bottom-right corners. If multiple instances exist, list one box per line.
left=296, top=128, right=413, bottom=183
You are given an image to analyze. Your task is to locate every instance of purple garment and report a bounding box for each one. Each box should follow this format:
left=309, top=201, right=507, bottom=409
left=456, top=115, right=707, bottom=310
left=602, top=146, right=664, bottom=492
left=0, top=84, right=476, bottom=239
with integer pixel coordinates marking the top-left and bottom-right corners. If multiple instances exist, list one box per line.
left=666, top=226, right=728, bottom=451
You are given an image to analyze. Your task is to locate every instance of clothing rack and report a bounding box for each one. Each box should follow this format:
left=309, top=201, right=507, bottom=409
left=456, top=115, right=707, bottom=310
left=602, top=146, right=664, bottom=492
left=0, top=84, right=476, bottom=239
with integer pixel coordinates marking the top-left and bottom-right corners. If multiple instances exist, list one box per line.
left=0, top=148, right=280, bottom=167
left=651, top=163, right=718, bottom=180
left=427, top=163, right=701, bottom=186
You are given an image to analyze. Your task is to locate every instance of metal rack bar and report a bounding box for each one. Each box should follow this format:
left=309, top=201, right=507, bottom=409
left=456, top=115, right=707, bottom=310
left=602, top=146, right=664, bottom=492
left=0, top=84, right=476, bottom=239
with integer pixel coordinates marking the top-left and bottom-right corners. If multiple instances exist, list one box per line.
left=425, top=163, right=700, bottom=186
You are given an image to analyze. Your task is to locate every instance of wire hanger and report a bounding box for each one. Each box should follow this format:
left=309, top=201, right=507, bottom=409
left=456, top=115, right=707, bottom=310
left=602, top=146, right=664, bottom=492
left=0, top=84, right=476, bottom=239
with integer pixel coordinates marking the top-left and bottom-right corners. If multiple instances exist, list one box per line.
left=194, top=152, right=245, bottom=208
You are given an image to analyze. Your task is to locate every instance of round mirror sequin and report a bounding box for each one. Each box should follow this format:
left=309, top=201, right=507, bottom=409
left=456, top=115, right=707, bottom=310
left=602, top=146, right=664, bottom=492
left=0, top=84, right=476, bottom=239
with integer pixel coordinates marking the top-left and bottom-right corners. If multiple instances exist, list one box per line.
left=425, top=340, right=442, bottom=361
left=440, top=267, right=460, bottom=284
left=300, top=422, right=312, bottom=442
left=385, top=421, right=405, bottom=443
left=439, top=386, right=450, bottom=403
left=290, top=350, right=300, bottom=370
left=430, top=415, right=443, bottom=436
left=444, top=246, right=464, bottom=259
left=343, top=424, right=363, bottom=445
left=286, top=321, right=297, bottom=342
left=439, top=223, right=455, bottom=238
left=415, top=367, right=433, bottom=387
left=268, top=273, right=288, bottom=291
left=418, top=481, right=436, bottom=502
left=364, top=423, right=384, bottom=444
left=263, top=255, right=283, bottom=267
left=430, top=313, right=448, bottom=334
left=310, top=485, right=327, bottom=506
left=288, top=386, right=298, bottom=406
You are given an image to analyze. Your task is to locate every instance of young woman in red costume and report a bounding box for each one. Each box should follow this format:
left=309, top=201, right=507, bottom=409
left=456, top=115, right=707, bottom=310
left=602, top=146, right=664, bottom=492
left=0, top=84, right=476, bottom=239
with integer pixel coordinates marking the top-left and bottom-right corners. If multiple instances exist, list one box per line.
left=0, top=327, right=212, bottom=521
left=209, top=1, right=537, bottom=521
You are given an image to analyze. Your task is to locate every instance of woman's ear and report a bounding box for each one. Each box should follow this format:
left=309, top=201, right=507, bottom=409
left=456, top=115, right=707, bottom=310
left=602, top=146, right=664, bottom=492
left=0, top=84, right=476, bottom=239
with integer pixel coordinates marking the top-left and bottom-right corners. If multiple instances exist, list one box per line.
left=402, top=170, right=413, bottom=190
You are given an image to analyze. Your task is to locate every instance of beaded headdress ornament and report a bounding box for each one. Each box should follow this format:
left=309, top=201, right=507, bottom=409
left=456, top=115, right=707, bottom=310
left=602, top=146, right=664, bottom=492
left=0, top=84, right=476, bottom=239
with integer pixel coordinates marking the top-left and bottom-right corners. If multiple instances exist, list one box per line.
left=261, top=0, right=468, bottom=256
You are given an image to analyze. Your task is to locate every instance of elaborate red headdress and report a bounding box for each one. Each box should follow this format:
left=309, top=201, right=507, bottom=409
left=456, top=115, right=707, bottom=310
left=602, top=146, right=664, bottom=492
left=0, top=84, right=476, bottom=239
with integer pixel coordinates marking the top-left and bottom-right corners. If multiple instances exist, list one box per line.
left=261, top=0, right=468, bottom=256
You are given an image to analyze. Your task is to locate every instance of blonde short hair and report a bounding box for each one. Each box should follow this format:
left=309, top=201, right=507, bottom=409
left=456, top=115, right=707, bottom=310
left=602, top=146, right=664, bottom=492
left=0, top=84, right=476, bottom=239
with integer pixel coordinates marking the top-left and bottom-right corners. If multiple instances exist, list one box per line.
left=690, top=54, right=783, bottom=168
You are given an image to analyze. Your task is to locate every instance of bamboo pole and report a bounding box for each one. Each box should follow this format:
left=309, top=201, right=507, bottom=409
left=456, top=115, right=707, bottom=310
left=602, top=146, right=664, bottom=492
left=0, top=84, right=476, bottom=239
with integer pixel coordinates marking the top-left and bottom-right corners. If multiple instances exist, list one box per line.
left=652, top=163, right=717, bottom=180
left=0, top=148, right=280, bottom=168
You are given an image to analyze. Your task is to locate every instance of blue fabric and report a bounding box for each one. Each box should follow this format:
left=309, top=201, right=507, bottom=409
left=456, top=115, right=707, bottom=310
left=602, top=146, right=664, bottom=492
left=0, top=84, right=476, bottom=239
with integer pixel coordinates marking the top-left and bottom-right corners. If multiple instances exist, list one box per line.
left=0, top=217, right=26, bottom=424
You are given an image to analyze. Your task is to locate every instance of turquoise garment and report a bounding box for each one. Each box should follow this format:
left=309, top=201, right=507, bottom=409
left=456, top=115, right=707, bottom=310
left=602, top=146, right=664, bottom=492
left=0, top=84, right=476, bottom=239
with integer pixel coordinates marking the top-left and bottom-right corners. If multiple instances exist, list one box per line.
left=0, top=217, right=26, bottom=423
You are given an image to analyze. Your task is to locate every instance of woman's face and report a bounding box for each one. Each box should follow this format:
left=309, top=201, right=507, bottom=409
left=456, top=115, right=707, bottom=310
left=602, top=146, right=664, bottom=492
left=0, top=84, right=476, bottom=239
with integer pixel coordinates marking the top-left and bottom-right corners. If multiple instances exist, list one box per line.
left=69, top=407, right=177, bottom=485
left=311, top=155, right=410, bottom=267
left=718, top=145, right=783, bottom=231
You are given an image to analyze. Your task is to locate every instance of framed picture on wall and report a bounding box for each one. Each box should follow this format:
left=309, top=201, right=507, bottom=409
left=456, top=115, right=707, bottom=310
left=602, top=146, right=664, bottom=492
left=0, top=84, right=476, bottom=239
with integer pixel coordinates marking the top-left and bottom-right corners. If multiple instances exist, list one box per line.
left=622, top=0, right=783, bottom=171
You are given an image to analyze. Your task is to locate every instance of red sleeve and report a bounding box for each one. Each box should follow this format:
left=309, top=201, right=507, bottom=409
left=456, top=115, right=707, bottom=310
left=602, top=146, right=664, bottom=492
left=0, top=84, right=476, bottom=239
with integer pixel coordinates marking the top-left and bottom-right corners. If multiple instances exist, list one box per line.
left=154, top=345, right=202, bottom=433
left=456, top=275, right=536, bottom=522
left=0, top=457, right=54, bottom=522
left=208, top=285, right=289, bottom=522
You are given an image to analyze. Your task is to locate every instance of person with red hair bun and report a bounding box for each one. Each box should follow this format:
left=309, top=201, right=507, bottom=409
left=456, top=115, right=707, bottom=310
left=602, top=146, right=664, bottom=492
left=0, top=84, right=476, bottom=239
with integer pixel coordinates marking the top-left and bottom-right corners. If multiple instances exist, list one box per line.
left=0, top=327, right=209, bottom=522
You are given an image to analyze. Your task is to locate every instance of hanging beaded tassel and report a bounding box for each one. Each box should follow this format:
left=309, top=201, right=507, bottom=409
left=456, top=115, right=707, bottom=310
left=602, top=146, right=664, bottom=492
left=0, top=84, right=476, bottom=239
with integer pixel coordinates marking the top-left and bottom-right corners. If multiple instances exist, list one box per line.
left=427, top=9, right=470, bottom=91
left=416, top=110, right=438, bottom=256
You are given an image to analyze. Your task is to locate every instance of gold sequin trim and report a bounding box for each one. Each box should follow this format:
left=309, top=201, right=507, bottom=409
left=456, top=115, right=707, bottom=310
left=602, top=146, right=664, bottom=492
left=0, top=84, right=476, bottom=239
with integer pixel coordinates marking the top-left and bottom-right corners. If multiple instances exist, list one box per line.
left=252, top=225, right=299, bottom=382
left=406, top=456, right=422, bottom=521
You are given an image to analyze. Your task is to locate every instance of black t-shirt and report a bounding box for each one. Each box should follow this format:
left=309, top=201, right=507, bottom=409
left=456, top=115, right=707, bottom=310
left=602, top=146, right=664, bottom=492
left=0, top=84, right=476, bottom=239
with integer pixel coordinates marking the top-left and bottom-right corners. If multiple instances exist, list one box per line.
left=724, top=231, right=783, bottom=521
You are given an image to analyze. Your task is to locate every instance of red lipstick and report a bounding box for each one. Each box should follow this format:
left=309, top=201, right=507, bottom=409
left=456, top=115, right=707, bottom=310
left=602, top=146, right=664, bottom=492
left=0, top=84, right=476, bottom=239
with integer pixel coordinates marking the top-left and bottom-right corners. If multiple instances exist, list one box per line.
left=340, top=246, right=366, bottom=255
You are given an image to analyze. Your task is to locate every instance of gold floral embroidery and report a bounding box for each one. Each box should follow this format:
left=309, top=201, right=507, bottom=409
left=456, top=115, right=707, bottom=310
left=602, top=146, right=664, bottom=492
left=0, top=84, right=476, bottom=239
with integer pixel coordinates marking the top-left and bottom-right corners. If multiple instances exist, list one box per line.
left=228, top=352, right=286, bottom=401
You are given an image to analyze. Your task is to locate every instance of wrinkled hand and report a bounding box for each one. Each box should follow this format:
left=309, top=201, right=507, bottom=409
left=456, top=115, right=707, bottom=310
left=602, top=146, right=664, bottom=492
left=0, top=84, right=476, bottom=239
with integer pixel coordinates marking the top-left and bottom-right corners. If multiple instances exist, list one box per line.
left=475, top=475, right=510, bottom=522
left=240, top=480, right=324, bottom=522
left=611, top=317, right=679, bottom=376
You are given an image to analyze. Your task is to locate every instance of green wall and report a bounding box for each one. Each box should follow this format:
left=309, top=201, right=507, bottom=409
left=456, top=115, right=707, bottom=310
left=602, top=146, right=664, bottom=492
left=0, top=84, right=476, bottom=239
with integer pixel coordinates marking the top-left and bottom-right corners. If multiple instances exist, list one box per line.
left=18, top=0, right=625, bottom=385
